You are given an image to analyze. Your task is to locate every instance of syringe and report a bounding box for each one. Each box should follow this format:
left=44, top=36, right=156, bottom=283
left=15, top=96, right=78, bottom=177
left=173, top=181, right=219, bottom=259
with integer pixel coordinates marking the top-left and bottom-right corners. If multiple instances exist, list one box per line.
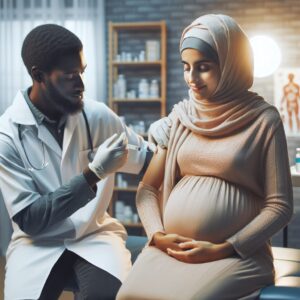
left=127, top=144, right=156, bottom=152
left=127, top=144, right=142, bottom=151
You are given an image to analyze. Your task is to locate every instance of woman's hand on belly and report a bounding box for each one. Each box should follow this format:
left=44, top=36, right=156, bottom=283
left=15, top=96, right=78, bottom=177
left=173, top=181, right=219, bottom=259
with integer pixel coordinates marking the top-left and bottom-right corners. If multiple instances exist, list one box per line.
left=166, top=241, right=235, bottom=264
left=152, top=232, right=193, bottom=253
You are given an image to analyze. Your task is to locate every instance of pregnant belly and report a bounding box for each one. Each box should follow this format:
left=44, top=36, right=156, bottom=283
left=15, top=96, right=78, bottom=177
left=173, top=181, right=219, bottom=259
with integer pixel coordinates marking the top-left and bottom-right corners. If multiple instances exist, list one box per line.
left=163, top=176, right=261, bottom=243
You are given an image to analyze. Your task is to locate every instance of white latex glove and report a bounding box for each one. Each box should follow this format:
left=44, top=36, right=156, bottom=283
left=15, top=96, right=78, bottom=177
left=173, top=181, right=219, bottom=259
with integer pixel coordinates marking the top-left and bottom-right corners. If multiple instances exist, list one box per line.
left=88, top=132, right=128, bottom=179
left=148, top=117, right=172, bottom=149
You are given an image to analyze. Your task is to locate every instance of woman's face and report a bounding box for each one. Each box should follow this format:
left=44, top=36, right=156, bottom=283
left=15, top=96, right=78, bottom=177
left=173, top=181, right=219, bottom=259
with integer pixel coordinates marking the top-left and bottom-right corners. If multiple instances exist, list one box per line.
left=181, top=48, right=221, bottom=101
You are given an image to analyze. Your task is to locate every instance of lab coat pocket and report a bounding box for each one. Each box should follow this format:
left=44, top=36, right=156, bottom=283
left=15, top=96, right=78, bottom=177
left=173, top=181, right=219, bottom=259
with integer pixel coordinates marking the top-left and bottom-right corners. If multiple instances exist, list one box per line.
left=78, top=147, right=99, bottom=170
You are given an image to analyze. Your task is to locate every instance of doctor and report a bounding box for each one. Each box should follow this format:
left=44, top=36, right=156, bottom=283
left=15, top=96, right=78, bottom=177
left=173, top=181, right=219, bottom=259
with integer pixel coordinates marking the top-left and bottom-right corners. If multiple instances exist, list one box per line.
left=0, top=24, right=170, bottom=300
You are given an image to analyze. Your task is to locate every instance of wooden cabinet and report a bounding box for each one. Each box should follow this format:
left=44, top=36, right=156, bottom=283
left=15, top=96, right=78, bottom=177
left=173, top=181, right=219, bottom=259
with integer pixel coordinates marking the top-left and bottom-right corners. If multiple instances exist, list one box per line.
left=108, top=21, right=167, bottom=234
left=108, top=21, right=167, bottom=115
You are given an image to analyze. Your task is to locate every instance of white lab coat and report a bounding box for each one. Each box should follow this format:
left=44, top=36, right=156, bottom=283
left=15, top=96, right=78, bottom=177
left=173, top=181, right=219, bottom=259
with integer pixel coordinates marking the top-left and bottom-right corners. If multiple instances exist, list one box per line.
left=0, top=91, right=147, bottom=300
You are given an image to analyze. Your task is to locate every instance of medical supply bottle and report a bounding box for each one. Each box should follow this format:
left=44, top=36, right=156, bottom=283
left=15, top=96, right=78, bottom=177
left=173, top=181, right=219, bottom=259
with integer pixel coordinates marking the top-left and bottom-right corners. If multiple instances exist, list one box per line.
left=123, top=205, right=133, bottom=223
left=296, top=148, right=300, bottom=172
left=138, top=78, right=149, bottom=99
left=117, top=74, right=127, bottom=99
left=149, top=79, right=159, bottom=98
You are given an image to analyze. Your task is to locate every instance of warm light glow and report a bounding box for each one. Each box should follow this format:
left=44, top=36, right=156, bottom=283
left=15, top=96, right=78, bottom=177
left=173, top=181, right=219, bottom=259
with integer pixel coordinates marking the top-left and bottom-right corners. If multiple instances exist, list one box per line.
left=250, top=35, right=282, bottom=78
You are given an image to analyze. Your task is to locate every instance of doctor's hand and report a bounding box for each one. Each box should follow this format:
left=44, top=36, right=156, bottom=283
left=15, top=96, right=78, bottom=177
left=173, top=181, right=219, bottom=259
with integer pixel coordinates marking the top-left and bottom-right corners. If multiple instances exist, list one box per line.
left=88, top=132, right=128, bottom=179
left=166, top=240, right=235, bottom=264
left=148, top=117, right=172, bottom=149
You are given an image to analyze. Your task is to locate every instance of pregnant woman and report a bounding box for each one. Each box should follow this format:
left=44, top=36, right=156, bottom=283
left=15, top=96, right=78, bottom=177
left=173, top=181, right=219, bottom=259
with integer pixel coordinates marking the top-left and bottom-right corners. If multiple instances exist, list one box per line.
left=117, top=14, right=293, bottom=300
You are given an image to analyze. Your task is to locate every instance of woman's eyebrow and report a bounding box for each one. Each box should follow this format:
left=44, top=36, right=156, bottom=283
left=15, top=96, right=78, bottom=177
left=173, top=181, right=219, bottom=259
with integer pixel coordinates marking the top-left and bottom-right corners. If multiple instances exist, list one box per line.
left=181, top=59, right=212, bottom=64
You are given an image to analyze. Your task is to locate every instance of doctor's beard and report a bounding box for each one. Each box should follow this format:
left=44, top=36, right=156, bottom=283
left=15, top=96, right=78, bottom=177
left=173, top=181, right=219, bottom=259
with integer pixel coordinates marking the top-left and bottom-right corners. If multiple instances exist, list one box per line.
left=45, top=80, right=84, bottom=116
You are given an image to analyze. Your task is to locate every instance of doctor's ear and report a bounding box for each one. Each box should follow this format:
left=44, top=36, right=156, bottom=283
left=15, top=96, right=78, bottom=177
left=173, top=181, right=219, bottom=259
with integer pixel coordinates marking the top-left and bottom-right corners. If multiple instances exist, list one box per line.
left=31, top=67, right=44, bottom=83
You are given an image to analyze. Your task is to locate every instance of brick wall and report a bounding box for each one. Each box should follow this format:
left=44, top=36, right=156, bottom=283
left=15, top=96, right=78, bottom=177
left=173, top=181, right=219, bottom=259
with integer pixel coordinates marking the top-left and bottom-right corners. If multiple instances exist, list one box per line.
left=105, top=0, right=300, bottom=248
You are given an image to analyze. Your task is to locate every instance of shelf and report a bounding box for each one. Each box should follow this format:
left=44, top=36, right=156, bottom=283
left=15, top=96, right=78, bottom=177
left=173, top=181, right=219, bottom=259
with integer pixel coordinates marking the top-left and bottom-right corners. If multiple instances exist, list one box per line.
left=112, top=98, right=162, bottom=103
left=111, top=21, right=164, bottom=30
left=112, top=61, right=162, bottom=66
left=114, top=186, right=138, bottom=192
left=108, top=20, right=167, bottom=117
left=108, top=21, right=167, bottom=236
left=122, top=222, right=143, bottom=228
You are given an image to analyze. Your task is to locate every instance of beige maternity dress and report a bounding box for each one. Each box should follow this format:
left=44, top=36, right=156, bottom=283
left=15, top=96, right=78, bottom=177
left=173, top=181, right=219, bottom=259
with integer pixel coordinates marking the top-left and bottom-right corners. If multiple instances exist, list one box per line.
left=118, top=13, right=293, bottom=300
left=117, top=105, right=293, bottom=300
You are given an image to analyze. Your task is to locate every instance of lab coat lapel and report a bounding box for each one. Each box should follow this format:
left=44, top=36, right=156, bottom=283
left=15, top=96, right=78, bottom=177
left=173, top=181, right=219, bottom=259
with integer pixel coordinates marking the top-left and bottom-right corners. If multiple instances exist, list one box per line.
left=10, top=91, right=36, bottom=126
left=37, top=126, right=62, bottom=157
left=10, top=91, right=62, bottom=157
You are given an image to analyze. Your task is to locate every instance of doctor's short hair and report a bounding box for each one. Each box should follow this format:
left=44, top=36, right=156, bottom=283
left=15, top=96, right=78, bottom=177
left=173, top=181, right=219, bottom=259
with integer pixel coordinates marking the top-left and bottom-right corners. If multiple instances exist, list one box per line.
left=21, top=24, right=83, bottom=75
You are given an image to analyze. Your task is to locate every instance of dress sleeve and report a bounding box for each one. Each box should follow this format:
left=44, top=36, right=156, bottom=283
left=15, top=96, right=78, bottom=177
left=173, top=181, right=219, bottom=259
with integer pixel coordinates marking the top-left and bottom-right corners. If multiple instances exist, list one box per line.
left=226, top=121, right=293, bottom=258
left=136, top=182, right=165, bottom=242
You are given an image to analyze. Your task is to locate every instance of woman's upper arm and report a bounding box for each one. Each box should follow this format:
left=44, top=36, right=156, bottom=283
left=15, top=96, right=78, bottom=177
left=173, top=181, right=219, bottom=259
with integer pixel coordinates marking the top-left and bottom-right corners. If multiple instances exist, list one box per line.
left=142, top=146, right=167, bottom=189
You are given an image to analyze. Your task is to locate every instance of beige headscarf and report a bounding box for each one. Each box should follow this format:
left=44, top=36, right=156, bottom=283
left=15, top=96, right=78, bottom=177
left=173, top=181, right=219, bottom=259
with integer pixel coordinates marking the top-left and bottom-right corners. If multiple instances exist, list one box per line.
left=162, top=14, right=271, bottom=210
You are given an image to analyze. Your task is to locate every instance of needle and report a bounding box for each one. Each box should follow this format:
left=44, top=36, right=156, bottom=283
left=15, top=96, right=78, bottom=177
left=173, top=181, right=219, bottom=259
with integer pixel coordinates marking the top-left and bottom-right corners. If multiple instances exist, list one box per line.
left=127, top=144, right=156, bottom=153
left=127, top=144, right=141, bottom=151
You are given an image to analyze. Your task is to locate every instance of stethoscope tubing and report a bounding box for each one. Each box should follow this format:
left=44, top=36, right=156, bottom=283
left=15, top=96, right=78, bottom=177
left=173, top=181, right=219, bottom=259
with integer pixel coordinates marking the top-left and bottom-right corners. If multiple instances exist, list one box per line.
left=18, top=109, right=94, bottom=171
left=82, top=109, right=94, bottom=162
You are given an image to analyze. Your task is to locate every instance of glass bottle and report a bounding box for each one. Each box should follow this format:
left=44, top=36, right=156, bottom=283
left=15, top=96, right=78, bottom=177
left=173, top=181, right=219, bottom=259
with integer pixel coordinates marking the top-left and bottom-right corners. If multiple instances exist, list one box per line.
left=123, top=206, right=133, bottom=223
left=149, top=79, right=159, bottom=98
left=117, top=74, right=127, bottom=99
left=138, top=78, right=149, bottom=99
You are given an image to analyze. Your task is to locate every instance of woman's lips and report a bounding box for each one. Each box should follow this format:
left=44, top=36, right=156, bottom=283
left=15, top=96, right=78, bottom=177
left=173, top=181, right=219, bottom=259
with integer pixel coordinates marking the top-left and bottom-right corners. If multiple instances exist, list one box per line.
left=190, top=85, right=206, bottom=92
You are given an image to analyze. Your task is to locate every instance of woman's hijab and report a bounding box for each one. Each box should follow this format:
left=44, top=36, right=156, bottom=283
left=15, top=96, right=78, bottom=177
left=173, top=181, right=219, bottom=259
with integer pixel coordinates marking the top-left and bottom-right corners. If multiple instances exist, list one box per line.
left=173, top=14, right=270, bottom=137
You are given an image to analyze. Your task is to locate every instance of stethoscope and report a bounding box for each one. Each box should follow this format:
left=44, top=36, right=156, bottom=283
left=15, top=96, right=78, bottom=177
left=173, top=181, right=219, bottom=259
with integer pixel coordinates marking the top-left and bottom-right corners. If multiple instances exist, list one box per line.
left=18, top=109, right=94, bottom=171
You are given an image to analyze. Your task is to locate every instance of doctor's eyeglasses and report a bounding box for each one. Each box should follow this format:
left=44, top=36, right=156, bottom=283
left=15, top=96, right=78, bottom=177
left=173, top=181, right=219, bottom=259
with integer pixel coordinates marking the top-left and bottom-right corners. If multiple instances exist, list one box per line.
left=18, top=124, right=49, bottom=171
